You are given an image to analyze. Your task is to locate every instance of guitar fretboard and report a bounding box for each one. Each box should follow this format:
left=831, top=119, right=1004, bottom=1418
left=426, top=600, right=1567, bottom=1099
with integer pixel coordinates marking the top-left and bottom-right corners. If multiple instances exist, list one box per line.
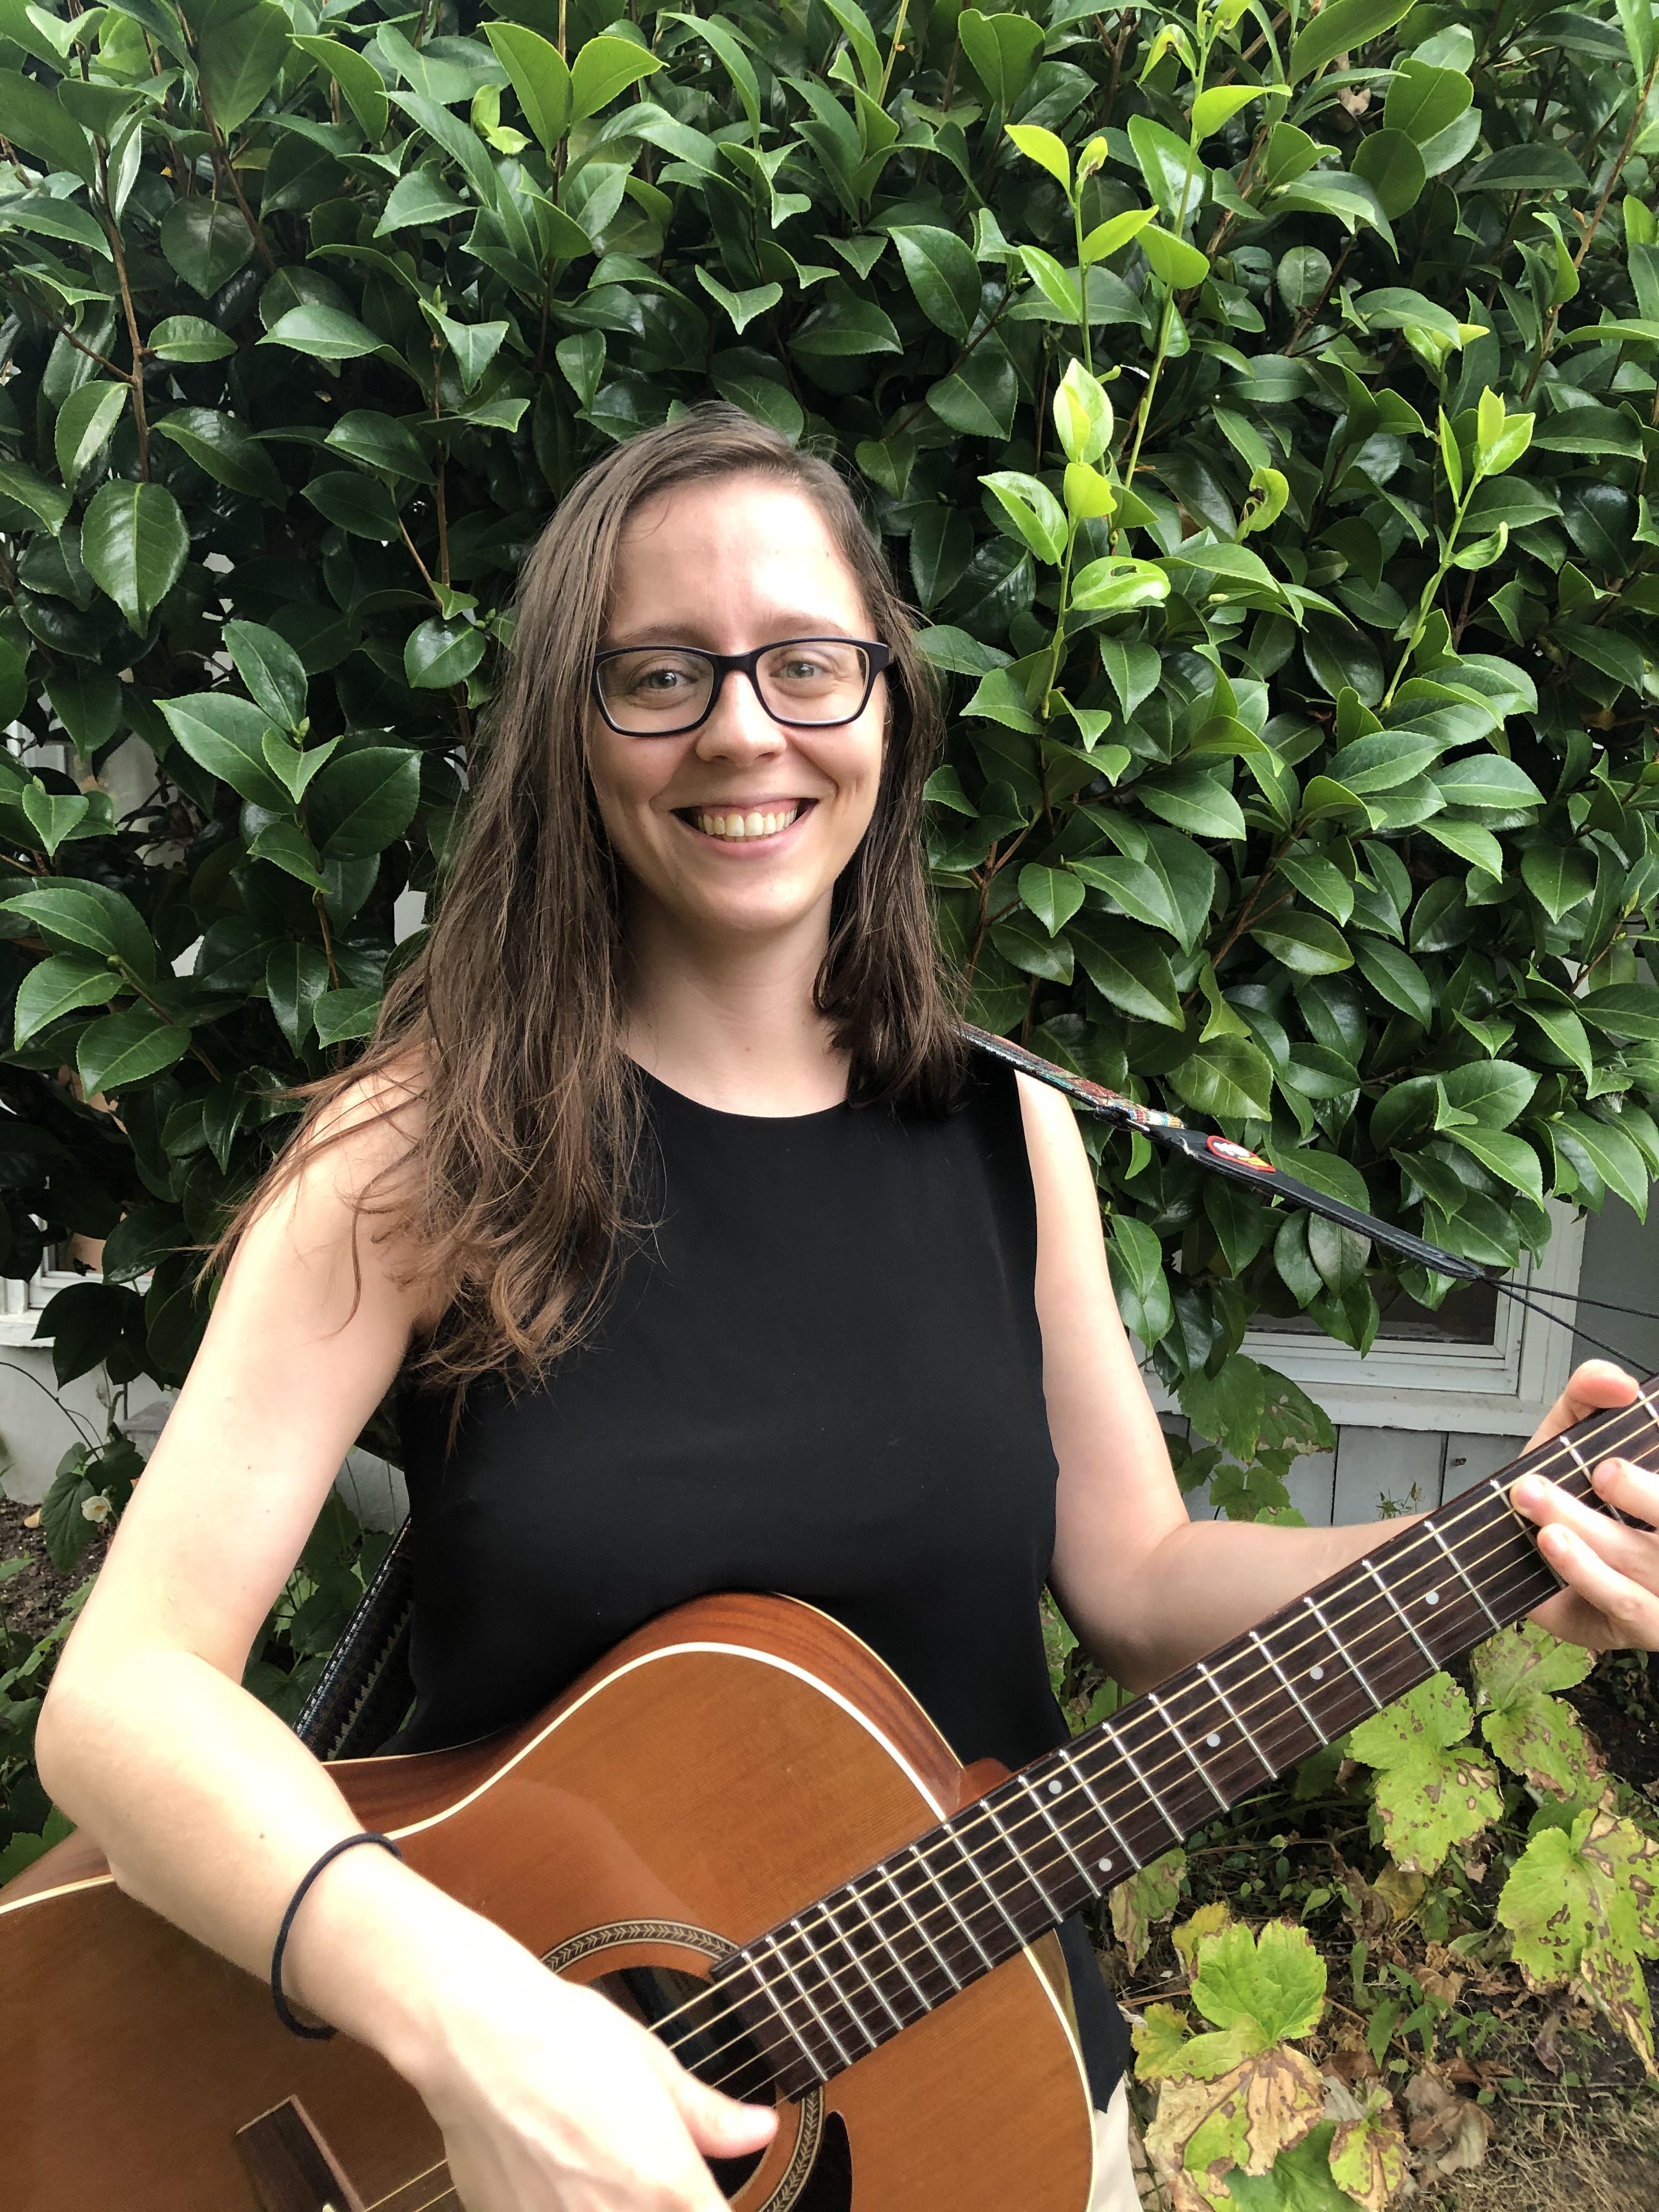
left=702, top=1379, right=1659, bottom=2102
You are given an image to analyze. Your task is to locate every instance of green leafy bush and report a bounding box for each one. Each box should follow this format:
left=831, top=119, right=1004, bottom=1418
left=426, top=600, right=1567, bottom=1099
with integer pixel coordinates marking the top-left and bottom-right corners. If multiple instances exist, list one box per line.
left=1, top=0, right=1658, bottom=2187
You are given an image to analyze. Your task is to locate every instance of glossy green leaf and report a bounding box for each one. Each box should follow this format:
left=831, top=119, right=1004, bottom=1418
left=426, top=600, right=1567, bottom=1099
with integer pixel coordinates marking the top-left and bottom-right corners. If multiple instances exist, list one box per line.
left=158, top=692, right=291, bottom=810
left=1289, top=0, right=1415, bottom=81
left=80, top=479, right=189, bottom=633
left=957, top=9, right=1045, bottom=107
left=569, top=32, right=663, bottom=119
left=483, top=21, right=571, bottom=151
left=13, top=951, right=120, bottom=1045
left=152, top=407, right=286, bottom=505
left=291, top=33, right=390, bottom=140
left=891, top=225, right=983, bottom=343
left=304, top=746, right=422, bottom=859
left=54, top=380, right=126, bottom=493
left=196, top=0, right=289, bottom=136
left=159, top=195, right=256, bottom=297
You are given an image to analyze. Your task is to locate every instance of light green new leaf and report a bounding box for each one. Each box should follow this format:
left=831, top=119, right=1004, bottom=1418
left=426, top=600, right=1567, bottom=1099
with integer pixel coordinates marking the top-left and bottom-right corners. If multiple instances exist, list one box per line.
left=1005, top=123, right=1071, bottom=190
left=1070, top=555, right=1170, bottom=612
left=1472, top=1623, right=1601, bottom=1798
left=1347, top=1676, right=1502, bottom=1874
left=1079, top=207, right=1156, bottom=263
left=1192, top=83, right=1286, bottom=139
left=981, top=471, right=1068, bottom=566
left=1498, top=1807, right=1659, bottom=2065
left=483, top=21, right=571, bottom=151
left=1192, top=1917, right=1327, bottom=2046
left=570, top=33, right=663, bottom=119
left=1141, top=224, right=1210, bottom=290
left=80, top=479, right=188, bottom=633
left=54, top=380, right=126, bottom=493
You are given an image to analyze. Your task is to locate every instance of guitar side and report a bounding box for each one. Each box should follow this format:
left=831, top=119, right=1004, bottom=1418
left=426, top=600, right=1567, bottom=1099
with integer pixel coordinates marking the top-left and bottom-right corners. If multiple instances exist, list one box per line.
left=0, top=1592, right=1097, bottom=2212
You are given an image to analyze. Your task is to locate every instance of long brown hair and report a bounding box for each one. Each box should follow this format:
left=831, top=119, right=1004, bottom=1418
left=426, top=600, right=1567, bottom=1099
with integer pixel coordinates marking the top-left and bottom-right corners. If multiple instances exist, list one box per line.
left=204, top=407, right=963, bottom=1399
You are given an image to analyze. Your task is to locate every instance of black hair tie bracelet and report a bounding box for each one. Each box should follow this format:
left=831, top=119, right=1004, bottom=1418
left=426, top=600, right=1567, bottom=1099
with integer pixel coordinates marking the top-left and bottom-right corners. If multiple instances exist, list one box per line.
left=270, top=1830, right=403, bottom=2040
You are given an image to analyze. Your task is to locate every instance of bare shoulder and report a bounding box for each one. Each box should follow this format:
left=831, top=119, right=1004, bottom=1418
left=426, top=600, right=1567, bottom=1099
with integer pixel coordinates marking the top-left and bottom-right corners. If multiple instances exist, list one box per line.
left=280, top=1045, right=431, bottom=1215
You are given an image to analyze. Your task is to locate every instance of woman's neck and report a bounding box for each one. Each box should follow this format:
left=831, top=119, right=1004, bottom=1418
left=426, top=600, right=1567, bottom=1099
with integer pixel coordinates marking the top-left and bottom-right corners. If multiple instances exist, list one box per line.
left=622, top=902, right=848, bottom=1116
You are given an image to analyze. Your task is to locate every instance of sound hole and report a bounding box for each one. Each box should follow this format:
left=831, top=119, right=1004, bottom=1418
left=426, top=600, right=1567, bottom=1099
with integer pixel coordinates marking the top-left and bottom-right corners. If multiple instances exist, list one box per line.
left=589, top=1965, right=775, bottom=2199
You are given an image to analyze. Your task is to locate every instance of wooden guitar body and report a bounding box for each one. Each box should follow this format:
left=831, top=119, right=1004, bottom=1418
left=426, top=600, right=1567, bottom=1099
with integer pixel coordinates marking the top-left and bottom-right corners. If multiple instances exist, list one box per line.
left=0, top=1592, right=1097, bottom=2212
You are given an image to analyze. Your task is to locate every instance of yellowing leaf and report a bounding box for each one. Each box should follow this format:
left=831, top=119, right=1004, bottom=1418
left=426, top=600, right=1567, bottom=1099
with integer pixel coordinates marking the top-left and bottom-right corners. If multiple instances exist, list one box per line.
left=1111, top=1846, right=1187, bottom=1972
left=1347, top=1676, right=1502, bottom=1875
left=1471, top=1622, right=1602, bottom=1799
left=1133, top=2000, right=1195, bottom=2083
left=1327, top=2084, right=1408, bottom=2211
left=1146, top=2042, right=1327, bottom=2203
left=1498, top=1805, right=1659, bottom=2069
left=1173, top=1899, right=1232, bottom=1975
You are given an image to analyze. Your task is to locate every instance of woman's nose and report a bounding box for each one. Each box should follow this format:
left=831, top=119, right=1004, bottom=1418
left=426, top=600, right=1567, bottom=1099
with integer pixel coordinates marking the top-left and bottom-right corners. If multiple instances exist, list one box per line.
left=695, top=669, right=785, bottom=761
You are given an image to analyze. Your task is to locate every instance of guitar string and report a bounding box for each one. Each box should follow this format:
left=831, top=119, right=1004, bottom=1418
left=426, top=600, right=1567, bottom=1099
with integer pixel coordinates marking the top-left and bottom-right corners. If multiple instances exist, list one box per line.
left=639, top=1396, right=1659, bottom=2077
left=349, top=1528, right=1568, bottom=2212
left=675, top=1527, right=1567, bottom=2102
left=636, top=1395, right=1659, bottom=2086
left=355, top=1401, right=1652, bottom=2202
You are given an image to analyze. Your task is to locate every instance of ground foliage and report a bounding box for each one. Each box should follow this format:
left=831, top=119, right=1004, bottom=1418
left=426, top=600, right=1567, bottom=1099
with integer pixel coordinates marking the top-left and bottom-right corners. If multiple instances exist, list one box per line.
left=0, top=0, right=1657, bottom=2196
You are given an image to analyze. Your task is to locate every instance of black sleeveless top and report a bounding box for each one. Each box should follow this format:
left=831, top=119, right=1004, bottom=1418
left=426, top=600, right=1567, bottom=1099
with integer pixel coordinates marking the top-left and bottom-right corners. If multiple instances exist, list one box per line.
left=393, top=1059, right=1130, bottom=2101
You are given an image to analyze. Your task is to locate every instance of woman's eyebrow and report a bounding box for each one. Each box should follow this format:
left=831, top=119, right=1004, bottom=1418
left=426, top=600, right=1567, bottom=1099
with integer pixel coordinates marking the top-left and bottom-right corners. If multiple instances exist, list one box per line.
left=602, top=618, right=864, bottom=648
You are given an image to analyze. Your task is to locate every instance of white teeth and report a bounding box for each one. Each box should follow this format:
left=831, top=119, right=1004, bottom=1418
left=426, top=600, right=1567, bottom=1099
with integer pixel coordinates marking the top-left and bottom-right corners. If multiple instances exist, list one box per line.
left=693, top=805, right=800, bottom=841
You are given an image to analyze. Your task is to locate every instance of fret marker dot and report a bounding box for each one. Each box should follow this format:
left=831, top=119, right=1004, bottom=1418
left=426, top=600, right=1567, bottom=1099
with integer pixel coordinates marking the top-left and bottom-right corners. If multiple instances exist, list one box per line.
left=1098, top=1857, right=1112, bottom=1872
left=1424, top=1590, right=1441, bottom=1606
left=1310, top=1666, right=1325, bottom=1681
left=1048, top=1779, right=1063, bottom=1796
left=1206, top=1733, right=1222, bottom=1748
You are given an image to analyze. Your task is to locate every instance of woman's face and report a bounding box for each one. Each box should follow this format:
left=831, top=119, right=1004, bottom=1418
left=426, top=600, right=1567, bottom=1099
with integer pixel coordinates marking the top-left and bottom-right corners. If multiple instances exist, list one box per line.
left=586, top=472, right=888, bottom=955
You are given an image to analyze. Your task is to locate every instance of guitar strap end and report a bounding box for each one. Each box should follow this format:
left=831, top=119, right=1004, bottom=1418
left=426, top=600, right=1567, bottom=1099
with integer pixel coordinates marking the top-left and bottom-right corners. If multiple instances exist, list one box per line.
left=960, top=1024, right=1487, bottom=1285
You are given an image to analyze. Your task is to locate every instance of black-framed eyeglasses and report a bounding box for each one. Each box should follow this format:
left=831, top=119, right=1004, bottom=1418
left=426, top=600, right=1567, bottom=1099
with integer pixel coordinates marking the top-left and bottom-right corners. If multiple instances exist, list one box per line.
left=590, top=636, right=891, bottom=737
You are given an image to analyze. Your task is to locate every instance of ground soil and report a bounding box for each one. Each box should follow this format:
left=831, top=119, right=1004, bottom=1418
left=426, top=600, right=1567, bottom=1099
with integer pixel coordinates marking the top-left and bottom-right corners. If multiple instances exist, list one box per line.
left=0, top=1488, right=105, bottom=1646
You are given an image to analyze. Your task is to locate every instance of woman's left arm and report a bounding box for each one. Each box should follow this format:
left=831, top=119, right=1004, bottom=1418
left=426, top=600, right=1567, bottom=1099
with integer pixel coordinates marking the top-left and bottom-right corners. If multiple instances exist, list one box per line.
left=1019, top=1075, right=1659, bottom=1691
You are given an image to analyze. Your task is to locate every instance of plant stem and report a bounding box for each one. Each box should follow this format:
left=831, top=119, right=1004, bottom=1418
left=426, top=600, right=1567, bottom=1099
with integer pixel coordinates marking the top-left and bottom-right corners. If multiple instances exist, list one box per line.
left=879, top=0, right=909, bottom=103
left=97, top=149, right=151, bottom=482
left=194, top=78, right=275, bottom=272
left=1113, top=294, right=1175, bottom=550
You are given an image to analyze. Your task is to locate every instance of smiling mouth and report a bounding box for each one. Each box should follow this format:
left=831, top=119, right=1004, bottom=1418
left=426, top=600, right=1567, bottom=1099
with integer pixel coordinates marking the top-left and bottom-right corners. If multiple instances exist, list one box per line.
left=676, top=800, right=812, bottom=843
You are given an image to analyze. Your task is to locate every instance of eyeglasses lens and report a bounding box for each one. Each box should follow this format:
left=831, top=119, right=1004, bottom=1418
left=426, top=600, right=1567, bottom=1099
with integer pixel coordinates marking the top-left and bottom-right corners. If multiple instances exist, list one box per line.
left=597, top=642, right=872, bottom=732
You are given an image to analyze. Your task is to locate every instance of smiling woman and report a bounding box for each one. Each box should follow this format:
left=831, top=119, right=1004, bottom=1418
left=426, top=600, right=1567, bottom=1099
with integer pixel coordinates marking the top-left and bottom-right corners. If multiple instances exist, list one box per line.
left=27, top=409, right=1659, bottom=2212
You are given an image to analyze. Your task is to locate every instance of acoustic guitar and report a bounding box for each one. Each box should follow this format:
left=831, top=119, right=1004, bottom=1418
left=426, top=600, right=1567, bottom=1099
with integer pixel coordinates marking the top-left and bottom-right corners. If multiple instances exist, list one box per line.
left=2, top=1380, right=1652, bottom=2212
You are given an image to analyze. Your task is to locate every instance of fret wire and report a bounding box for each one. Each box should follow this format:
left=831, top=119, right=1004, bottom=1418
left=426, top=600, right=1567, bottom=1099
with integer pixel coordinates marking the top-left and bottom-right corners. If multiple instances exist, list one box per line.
left=1305, top=1592, right=1383, bottom=1709
left=1424, top=1519, right=1503, bottom=1631
left=912, top=1841, right=998, bottom=1970
left=842, top=1881, right=934, bottom=2017
left=1248, top=1627, right=1329, bottom=1744
left=786, top=1912, right=878, bottom=2057
left=979, top=1795, right=1065, bottom=1920
left=759, top=1928, right=849, bottom=2072
left=815, top=1894, right=910, bottom=2038
left=654, top=1397, right=1659, bottom=2094
left=1018, top=1771, right=1098, bottom=1888
left=1196, top=1656, right=1276, bottom=1779
left=1101, top=1719, right=1187, bottom=1844
left=1068, top=1745, right=1141, bottom=1872
left=879, top=1860, right=963, bottom=1992
left=941, top=1821, right=1032, bottom=1945
left=1362, top=1558, right=1440, bottom=1671
left=1144, top=1686, right=1230, bottom=1813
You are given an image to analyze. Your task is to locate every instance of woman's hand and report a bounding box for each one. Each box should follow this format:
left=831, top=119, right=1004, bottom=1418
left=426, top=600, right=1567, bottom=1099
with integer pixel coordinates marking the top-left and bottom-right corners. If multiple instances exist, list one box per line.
left=1509, top=1359, right=1659, bottom=1653
left=404, top=1915, right=777, bottom=2212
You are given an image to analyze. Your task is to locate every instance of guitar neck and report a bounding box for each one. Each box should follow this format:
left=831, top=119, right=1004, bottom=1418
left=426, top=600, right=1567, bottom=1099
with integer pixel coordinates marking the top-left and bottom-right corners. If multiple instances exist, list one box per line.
left=712, top=1377, right=1659, bottom=2101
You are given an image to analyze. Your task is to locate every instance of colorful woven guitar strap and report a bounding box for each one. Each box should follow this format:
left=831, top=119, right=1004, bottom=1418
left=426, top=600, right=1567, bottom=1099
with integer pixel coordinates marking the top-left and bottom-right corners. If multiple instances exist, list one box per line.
left=961, top=1023, right=1485, bottom=1285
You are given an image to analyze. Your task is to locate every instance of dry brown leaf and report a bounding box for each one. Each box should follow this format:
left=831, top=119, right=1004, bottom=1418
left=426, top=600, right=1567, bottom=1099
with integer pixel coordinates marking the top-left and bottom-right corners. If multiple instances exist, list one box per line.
left=1404, top=2069, right=1496, bottom=2178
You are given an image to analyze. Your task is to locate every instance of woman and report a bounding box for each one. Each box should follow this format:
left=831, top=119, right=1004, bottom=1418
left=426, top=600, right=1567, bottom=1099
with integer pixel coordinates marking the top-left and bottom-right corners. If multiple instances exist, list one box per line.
left=36, top=408, right=1659, bottom=2212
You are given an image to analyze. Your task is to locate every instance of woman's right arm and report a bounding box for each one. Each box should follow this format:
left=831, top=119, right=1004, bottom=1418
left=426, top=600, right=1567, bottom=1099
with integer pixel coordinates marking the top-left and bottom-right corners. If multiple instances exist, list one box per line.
left=34, top=1073, right=773, bottom=2211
